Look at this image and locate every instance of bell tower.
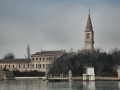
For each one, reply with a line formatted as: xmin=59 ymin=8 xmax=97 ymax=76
xmin=84 ymin=10 xmax=94 ymax=51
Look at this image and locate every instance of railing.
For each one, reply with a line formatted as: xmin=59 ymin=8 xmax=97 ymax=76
xmin=47 ymin=74 xmax=69 ymax=78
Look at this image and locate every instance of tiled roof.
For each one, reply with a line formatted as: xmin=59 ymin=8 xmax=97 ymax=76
xmin=0 ymin=59 xmax=31 ymax=63
xmin=32 ymin=50 xmax=66 ymax=55
xmin=85 ymin=12 xmax=93 ymax=31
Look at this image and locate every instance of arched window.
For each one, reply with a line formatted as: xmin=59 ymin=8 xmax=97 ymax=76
xmin=87 ymin=33 xmax=90 ymax=39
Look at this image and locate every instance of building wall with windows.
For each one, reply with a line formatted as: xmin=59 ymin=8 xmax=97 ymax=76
xmin=0 ymin=59 xmax=31 ymax=72
xmin=30 ymin=50 xmax=66 ymax=72
xmin=0 ymin=50 xmax=66 ymax=72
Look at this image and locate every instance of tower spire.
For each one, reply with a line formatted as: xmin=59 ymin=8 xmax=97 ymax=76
xmin=86 ymin=9 xmax=93 ymax=31
xmin=84 ymin=10 xmax=94 ymax=52
xmin=89 ymin=9 xmax=90 ymax=14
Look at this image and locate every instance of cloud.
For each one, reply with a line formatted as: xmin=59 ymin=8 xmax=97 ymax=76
xmin=0 ymin=0 xmax=120 ymax=58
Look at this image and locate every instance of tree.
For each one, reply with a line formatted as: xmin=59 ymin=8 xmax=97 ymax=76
xmin=69 ymin=48 xmax=74 ymax=53
xmin=24 ymin=45 xmax=31 ymax=59
xmin=27 ymin=45 xmax=30 ymax=59
xmin=49 ymin=48 xmax=120 ymax=77
xmin=3 ymin=53 xmax=15 ymax=59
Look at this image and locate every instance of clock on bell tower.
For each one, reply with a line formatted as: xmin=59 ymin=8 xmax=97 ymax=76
xmin=84 ymin=10 xmax=94 ymax=52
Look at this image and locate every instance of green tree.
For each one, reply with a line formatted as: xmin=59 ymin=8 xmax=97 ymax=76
xmin=49 ymin=47 xmax=120 ymax=77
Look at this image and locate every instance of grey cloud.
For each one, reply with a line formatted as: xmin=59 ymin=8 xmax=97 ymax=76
xmin=0 ymin=1 xmax=120 ymax=58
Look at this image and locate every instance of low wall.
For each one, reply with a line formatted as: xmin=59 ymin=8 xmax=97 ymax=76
xmin=15 ymin=77 xmax=43 ymax=79
xmin=15 ymin=77 xmax=120 ymax=81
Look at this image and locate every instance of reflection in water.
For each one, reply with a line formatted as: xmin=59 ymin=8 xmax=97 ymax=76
xmin=0 ymin=79 xmax=120 ymax=90
xmin=118 ymin=82 xmax=120 ymax=90
xmin=69 ymin=81 xmax=73 ymax=89
xmin=83 ymin=81 xmax=95 ymax=90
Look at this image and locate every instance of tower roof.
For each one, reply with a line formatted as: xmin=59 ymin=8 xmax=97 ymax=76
xmin=86 ymin=10 xmax=93 ymax=31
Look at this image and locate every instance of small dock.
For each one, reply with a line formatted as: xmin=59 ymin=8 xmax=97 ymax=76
xmin=47 ymin=77 xmax=69 ymax=81
xmin=44 ymin=70 xmax=73 ymax=81
xmin=43 ymin=70 xmax=120 ymax=81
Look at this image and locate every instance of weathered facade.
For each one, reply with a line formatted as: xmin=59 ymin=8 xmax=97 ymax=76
xmin=0 ymin=59 xmax=31 ymax=72
xmin=31 ymin=50 xmax=66 ymax=72
xmin=84 ymin=11 xmax=94 ymax=52
xmin=0 ymin=50 xmax=66 ymax=72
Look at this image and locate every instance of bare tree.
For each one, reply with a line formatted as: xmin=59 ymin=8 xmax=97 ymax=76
xmin=69 ymin=48 xmax=74 ymax=53
xmin=108 ymin=47 xmax=120 ymax=54
xmin=3 ymin=53 xmax=15 ymax=59
xmin=27 ymin=45 xmax=30 ymax=59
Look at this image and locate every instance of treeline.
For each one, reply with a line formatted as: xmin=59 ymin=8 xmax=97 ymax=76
xmin=13 ymin=70 xmax=45 ymax=77
xmin=49 ymin=48 xmax=120 ymax=77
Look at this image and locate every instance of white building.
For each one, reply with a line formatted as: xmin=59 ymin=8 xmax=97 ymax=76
xmin=31 ymin=50 xmax=66 ymax=72
xmin=0 ymin=50 xmax=66 ymax=72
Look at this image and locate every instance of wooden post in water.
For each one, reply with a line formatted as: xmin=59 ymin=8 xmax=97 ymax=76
xmin=69 ymin=70 xmax=73 ymax=82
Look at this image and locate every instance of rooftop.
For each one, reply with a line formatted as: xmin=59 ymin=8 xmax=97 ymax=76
xmin=32 ymin=50 xmax=66 ymax=55
xmin=0 ymin=59 xmax=31 ymax=63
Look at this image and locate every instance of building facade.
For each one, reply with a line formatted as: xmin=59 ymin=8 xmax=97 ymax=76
xmin=84 ymin=11 xmax=94 ymax=51
xmin=0 ymin=59 xmax=31 ymax=72
xmin=0 ymin=50 xmax=66 ymax=72
xmin=30 ymin=50 xmax=66 ymax=72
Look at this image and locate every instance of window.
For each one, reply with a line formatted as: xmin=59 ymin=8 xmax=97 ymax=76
xmin=40 ymin=58 xmax=41 ymax=60
xmin=33 ymin=58 xmax=34 ymax=61
xmin=28 ymin=64 xmax=29 ymax=68
xmin=87 ymin=33 xmax=90 ymax=39
xmin=43 ymin=64 xmax=45 ymax=68
xmin=36 ymin=58 xmax=38 ymax=61
xmin=19 ymin=65 xmax=20 ymax=68
xmin=13 ymin=65 xmax=14 ymax=68
xmin=40 ymin=64 xmax=41 ymax=68
xmin=43 ymin=58 xmax=45 ymax=60
xmin=5 ymin=65 xmax=6 ymax=68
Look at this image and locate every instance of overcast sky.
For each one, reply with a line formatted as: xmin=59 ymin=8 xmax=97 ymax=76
xmin=0 ymin=0 xmax=120 ymax=58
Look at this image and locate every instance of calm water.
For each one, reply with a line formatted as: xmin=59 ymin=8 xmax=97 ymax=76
xmin=0 ymin=79 xmax=120 ymax=90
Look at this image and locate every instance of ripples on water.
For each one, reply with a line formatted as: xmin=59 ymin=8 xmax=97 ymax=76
xmin=0 ymin=79 xmax=120 ymax=90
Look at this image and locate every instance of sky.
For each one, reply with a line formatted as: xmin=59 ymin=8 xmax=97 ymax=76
xmin=0 ymin=0 xmax=120 ymax=58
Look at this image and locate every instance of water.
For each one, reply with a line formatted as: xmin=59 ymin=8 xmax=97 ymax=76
xmin=0 ymin=79 xmax=120 ymax=90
